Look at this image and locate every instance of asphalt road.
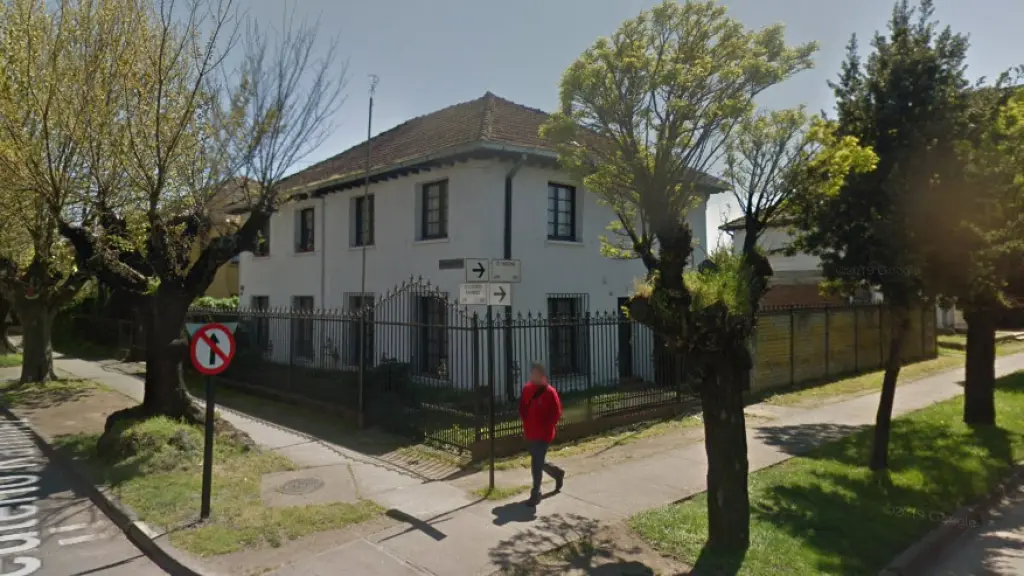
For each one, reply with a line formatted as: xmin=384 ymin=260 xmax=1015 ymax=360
xmin=0 ymin=415 xmax=167 ymax=576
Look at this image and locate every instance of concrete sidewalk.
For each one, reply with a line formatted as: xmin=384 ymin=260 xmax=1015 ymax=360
xmin=54 ymin=353 xmax=1024 ymax=576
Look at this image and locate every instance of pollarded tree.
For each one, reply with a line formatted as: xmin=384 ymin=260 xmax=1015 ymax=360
xmin=0 ymin=0 xmax=95 ymax=382
xmin=541 ymin=0 xmax=816 ymax=553
xmin=48 ymin=0 xmax=346 ymax=426
xmin=790 ymin=0 xmax=972 ymax=469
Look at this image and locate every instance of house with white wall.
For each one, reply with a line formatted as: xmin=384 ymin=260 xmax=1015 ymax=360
xmin=720 ymin=217 xmax=971 ymax=330
xmin=238 ymin=92 xmax=727 ymax=396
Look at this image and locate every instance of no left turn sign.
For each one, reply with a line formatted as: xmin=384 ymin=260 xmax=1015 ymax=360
xmin=190 ymin=323 xmax=236 ymax=376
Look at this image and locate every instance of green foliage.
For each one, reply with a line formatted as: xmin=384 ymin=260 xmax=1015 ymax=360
xmin=540 ymin=0 xmax=817 ymax=265
xmin=790 ymin=0 xmax=971 ymax=307
xmin=684 ymin=249 xmax=754 ymax=318
xmin=192 ymin=295 xmax=239 ymax=310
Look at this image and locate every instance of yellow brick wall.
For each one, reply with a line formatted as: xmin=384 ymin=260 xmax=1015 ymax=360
xmin=750 ymin=305 xmax=937 ymax=393
xmin=827 ymin=309 xmax=857 ymax=375
xmin=793 ymin=310 xmax=828 ymax=382
xmin=752 ymin=314 xmax=792 ymax=391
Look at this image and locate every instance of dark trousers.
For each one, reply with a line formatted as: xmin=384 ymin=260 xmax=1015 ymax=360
xmin=528 ymin=440 xmax=563 ymax=495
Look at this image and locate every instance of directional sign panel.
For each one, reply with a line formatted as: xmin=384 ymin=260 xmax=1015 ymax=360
xmin=465 ymin=258 xmax=490 ymax=282
xmin=190 ymin=323 xmax=236 ymax=376
xmin=459 ymin=283 xmax=488 ymax=306
xmin=489 ymin=283 xmax=511 ymax=307
xmin=490 ymin=259 xmax=521 ymax=283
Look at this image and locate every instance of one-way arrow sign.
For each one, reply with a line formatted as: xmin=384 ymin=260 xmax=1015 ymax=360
xmin=488 ymin=283 xmax=511 ymax=307
xmin=465 ymin=258 xmax=490 ymax=282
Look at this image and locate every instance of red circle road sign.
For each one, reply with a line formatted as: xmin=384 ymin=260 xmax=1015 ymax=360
xmin=190 ymin=323 xmax=236 ymax=376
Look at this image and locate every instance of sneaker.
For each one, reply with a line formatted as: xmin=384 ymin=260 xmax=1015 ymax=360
xmin=554 ymin=470 xmax=565 ymax=493
xmin=525 ymin=493 xmax=541 ymax=507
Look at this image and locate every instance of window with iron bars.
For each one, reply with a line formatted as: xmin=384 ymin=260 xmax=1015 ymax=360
xmin=250 ymin=296 xmax=270 ymax=352
xmin=345 ymin=293 xmax=375 ymax=367
xmin=291 ymin=296 xmax=315 ymax=360
xmin=547 ymin=294 xmax=589 ymax=376
xmin=414 ymin=294 xmax=449 ymax=378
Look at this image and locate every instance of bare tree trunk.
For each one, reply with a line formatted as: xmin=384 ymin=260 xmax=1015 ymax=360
xmin=870 ymin=306 xmax=910 ymax=471
xmin=17 ymin=298 xmax=57 ymax=384
xmin=963 ymin=306 xmax=996 ymax=426
xmin=102 ymin=287 xmax=198 ymax=435
xmin=700 ymin=353 xmax=751 ymax=552
xmin=0 ymin=297 xmax=16 ymax=355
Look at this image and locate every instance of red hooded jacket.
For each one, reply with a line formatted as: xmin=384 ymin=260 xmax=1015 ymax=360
xmin=519 ymin=381 xmax=563 ymax=443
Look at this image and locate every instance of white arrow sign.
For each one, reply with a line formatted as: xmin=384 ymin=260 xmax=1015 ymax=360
xmin=488 ymin=283 xmax=511 ymax=307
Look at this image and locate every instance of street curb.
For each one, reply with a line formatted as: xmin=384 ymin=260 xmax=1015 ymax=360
xmin=0 ymin=407 xmax=213 ymax=576
xmin=878 ymin=463 xmax=1024 ymax=576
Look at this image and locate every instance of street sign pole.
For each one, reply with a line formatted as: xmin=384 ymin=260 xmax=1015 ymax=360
xmin=201 ymin=373 xmax=215 ymax=520
xmin=486 ymin=303 xmax=495 ymax=492
xmin=188 ymin=322 xmax=236 ymax=522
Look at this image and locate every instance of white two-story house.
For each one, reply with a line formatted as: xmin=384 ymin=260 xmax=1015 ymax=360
xmin=239 ymin=92 xmax=726 ymax=396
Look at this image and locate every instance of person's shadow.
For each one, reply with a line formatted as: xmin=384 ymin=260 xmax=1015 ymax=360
xmin=490 ymin=491 xmax=556 ymax=526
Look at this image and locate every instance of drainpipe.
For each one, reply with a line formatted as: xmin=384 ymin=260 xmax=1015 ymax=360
xmin=503 ymin=156 xmax=525 ymax=403
xmin=320 ymin=196 xmax=327 ymax=308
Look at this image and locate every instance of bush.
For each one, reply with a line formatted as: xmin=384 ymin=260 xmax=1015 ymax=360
xmin=192 ymin=295 xmax=239 ymax=310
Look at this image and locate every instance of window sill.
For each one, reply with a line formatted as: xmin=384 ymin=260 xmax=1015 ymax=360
xmin=546 ymin=239 xmax=584 ymax=247
xmin=293 ymin=250 xmax=318 ymax=257
xmin=251 ymin=254 xmax=271 ymax=260
xmin=349 ymin=244 xmax=375 ymax=251
xmin=414 ymin=237 xmax=450 ymax=245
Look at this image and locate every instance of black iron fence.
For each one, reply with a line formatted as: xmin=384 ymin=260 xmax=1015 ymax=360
xmin=62 ymin=279 xmax=938 ymax=455
xmin=187 ymin=280 xmax=694 ymax=452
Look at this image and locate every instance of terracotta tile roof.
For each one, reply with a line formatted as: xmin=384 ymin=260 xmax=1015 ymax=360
xmin=281 ymin=92 xmax=556 ymax=192
xmin=282 ymin=91 xmax=728 ymax=195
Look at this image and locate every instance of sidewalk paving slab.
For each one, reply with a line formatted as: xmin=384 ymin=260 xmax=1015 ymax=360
xmin=45 ymin=351 xmax=1024 ymax=576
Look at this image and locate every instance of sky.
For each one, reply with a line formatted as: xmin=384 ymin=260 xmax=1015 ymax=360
xmin=241 ymin=0 xmax=1024 ymax=251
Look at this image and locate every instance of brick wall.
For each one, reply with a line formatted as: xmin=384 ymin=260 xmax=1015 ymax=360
xmin=750 ymin=304 xmax=937 ymax=393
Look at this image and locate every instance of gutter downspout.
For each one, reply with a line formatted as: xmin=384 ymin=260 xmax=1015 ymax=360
xmin=503 ymin=156 xmax=525 ymax=403
xmin=320 ymin=196 xmax=326 ymax=308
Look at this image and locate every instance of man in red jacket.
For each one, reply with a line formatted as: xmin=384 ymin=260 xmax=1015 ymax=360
xmin=519 ymin=362 xmax=565 ymax=507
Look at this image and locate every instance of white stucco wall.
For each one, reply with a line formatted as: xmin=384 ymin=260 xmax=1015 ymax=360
xmin=730 ymin=226 xmax=821 ymax=274
xmin=238 ymin=158 xmax=715 ymax=396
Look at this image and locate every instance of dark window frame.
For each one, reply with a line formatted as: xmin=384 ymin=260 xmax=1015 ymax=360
xmin=547 ymin=183 xmax=577 ymax=241
xmin=253 ymin=219 xmax=270 ymax=256
xmin=415 ymin=295 xmax=449 ymax=378
xmin=420 ymin=180 xmax=449 ymax=240
xmin=353 ymin=195 xmax=375 ymax=247
xmin=296 ymin=207 xmax=315 ymax=253
xmin=547 ymin=295 xmax=588 ymax=376
xmin=346 ymin=294 xmax=375 ymax=367
xmin=291 ymin=296 xmax=315 ymax=360
xmin=250 ymin=296 xmax=270 ymax=352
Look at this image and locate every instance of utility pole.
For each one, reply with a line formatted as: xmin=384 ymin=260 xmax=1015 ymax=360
xmin=357 ymin=74 xmax=378 ymax=428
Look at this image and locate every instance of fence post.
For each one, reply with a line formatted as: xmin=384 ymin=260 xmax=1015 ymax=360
xmin=854 ymin=305 xmax=860 ymax=372
xmin=789 ymin=308 xmax=795 ymax=386
xmin=486 ymin=305 xmax=496 ymax=492
xmin=824 ymin=307 xmax=831 ymax=378
xmin=584 ymin=313 xmax=593 ymax=422
xmin=472 ymin=313 xmax=481 ymax=443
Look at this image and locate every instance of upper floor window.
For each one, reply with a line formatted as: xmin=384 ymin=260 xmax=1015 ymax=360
xmin=296 ymin=207 xmax=315 ymax=253
xmin=421 ymin=180 xmax=448 ymax=240
xmin=548 ymin=183 xmax=577 ymax=241
xmin=254 ymin=219 xmax=270 ymax=256
xmin=353 ymin=195 xmax=375 ymax=247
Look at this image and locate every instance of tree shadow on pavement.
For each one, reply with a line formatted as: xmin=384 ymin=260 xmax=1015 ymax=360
xmin=753 ymin=423 xmax=868 ymax=456
xmin=489 ymin=513 xmax=665 ymax=575
xmin=0 ymin=380 xmax=96 ymax=410
xmin=737 ymin=374 xmax=1024 ymax=575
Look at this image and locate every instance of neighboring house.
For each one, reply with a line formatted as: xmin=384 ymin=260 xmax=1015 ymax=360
xmin=720 ymin=216 xmax=853 ymax=307
xmin=198 ymin=180 xmax=246 ymax=299
xmin=238 ymin=92 xmax=727 ymax=394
